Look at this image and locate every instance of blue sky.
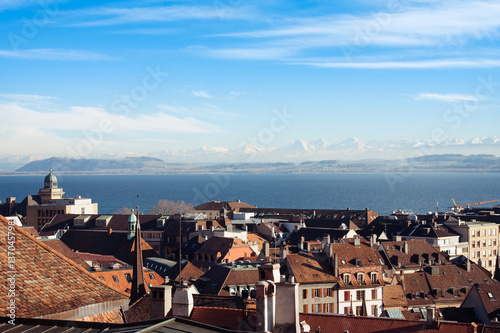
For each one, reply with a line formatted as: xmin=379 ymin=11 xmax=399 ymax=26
xmin=1 ymin=0 xmax=499 ymax=158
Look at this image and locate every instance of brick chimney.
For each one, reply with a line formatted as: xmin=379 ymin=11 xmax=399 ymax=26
xmin=259 ymin=263 xmax=281 ymax=283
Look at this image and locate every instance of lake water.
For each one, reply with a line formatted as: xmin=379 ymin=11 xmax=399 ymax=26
xmin=1 ymin=173 xmax=499 ymax=215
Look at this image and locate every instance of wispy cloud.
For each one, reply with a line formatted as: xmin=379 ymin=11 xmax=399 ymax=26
xmin=192 ymin=90 xmax=212 ymax=98
xmin=205 ymin=1 xmax=500 ymax=68
xmin=296 ymin=58 xmax=500 ymax=69
xmin=0 ymin=93 xmax=57 ymax=103
xmin=57 ymin=5 xmax=252 ymax=27
xmin=410 ymin=93 xmax=479 ymax=103
xmin=0 ymin=49 xmax=117 ymax=61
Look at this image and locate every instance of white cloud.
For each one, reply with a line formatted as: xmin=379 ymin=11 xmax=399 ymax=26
xmin=57 ymin=5 xmax=252 ymax=27
xmin=411 ymin=93 xmax=479 ymax=103
xmin=297 ymin=58 xmax=500 ymax=69
xmin=0 ymin=49 xmax=117 ymax=61
xmin=192 ymin=90 xmax=212 ymax=98
xmin=0 ymin=102 xmax=218 ymax=156
xmin=206 ymin=1 xmax=500 ymax=68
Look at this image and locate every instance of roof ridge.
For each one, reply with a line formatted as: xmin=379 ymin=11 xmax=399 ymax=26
xmin=0 ymin=214 xmax=129 ymax=298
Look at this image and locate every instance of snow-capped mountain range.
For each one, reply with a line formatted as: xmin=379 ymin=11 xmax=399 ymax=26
xmin=146 ymin=136 xmax=500 ymax=163
xmin=2 ymin=137 xmax=499 ymax=168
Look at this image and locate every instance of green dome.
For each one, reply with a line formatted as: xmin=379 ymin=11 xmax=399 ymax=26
xmin=128 ymin=209 xmax=137 ymax=223
xmin=44 ymin=170 xmax=58 ymax=189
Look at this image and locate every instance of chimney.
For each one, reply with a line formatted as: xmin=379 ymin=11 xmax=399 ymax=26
xmin=354 ymin=235 xmax=360 ymax=247
xmin=395 ymin=235 xmax=402 ymax=242
xmin=403 ymin=241 xmax=409 ymax=255
xmin=256 ymin=281 xmax=275 ymax=332
xmin=370 ymin=234 xmax=377 ymax=247
xmin=306 ymin=241 xmax=311 ymax=252
xmin=6 ymin=197 xmax=15 ymax=216
xmin=150 ymin=285 xmax=172 ymax=319
xmin=299 ymin=236 xmax=305 ymax=251
xmin=264 ymin=242 xmax=270 ymax=258
xmin=172 ymin=281 xmax=194 ymax=318
xmin=426 ymin=308 xmax=434 ymax=328
xmin=333 ymin=253 xmax=339 ymax=277
xmin=467 ymin=258 xmax=471 ymax=272
xmin=400 ymin=271 xmax=406 ymax=291
xmin=280 ymin=245 xmax=288 ymax=261
xmin=259 ymin=263 xmax=281 ymax=283
xmin=322 ymin=234 xmax=330 ymax=251
xmin=274 ymin=280 xmax=300 ymax=333
xmin=430 ymin=265 xmax=439 ymax=276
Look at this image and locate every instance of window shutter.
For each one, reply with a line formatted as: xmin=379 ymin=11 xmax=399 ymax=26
xmin=345 ymin=291 xmax=350 ymax=301
xmin=303 ymin=304 xmax=308 ymax=313
xmin=312 ymin=289 xmax=315 ymax=298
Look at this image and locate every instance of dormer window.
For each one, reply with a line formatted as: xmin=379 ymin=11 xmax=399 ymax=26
xmin=355 ymin=258 xmax=362 ymax=267
xmin=357 ymin=273 xmax=364 ymax=285
xmin=370 ymin=272 xmax=378 ymax=284
xmin=343 ymin=273 xmax=351 ymax=285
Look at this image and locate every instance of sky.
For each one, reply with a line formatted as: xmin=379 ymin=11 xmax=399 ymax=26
xmin=1 ymin=0 xmax=499 ymax=159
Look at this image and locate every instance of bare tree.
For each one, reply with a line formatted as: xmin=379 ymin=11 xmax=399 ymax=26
xmin=149 ymin=200 xmax=194 ymax=216
xmin=115 ymin=207 xmax=134 ymax=214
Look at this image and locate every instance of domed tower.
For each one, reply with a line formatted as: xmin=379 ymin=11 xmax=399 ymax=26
xmin=38 ymin=169 xmax=64 ymax=204
xmin=128 ymin=209 xmax=137 ymax=240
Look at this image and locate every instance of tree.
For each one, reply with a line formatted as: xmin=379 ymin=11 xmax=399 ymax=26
xmin=149 ymin=199 xmax=194 ymax=216
xmin=115 ymin=207 xmax=134 ymax=214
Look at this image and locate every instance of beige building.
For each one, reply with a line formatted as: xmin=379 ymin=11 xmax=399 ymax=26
xmin=26 ymin=170 xmax=98 ymax=231
xmin=445 ymin=219 xmax=499 ymax=274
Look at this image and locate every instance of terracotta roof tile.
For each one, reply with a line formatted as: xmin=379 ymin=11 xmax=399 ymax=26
xmin=299 ymin=313 xmax=481 ymax=333
xmin=383 ymin=284 xmax=408 ymax=308
xmin=286 ymin=253 xmax=339 ymax=284
xmin=41 ymin=239 xmax=91 ymax=268
xmin=0 ymin=215 xmax=129 ymax=319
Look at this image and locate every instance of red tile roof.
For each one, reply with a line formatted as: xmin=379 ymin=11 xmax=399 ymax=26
xmin=0 ymin=215 xmax=129 ymax=319
xmin=42 ymin=239 xmax=91 ymax=268
xmin=91 ymin=268 xmax=163 ymax=295
xmin=299 ymin=313 xmax=483 ymax=333
xmin=286 ymin=253 xmax=339 ymax=284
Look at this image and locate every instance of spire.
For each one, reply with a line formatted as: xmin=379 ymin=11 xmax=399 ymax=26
xmin=494 ymin=255 xmax=500 ymax=281
xmin=130 ymin=207 xmax=146 ymax=304
xmin=361 ymin=292 xmax=368 ymax=316
xmin=127 ymin=209 xmax=137 ymax=240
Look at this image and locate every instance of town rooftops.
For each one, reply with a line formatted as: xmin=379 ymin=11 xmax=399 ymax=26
xmin=286 ymin=252 xmax=339 ymax=284
xmin=0 ymin=215 xmax=129 ymax=319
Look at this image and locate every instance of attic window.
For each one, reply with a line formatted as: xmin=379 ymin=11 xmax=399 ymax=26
xmin=488 ymin=292 xmax=495 ymax=300
xmin=484 ymin=278 xmax=489 ymax=284
xmin=112 ymin=275 xmax=119 ymax=282
xmin=124 ymin=273 xmax=132 ymax=282
xmin=468 ymin=279 xmax=473 ymax=285
xmin=99 ymin=276 xmax=105 ymax=281
xmin=341 ymin=260 xmax=346 ymax=264
xmin=150 ymin=273 xmax=155 ymax=280
xmin=306 ymin=259 xmax=311 ymax=262
xmin=368 ymin=258 xmax=373 ymax=263
xmin=294 ymin=259 xmax=298 ymax=263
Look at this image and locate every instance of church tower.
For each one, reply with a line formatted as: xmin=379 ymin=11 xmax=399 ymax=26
xmin=128 ymin=209 xmax=137 ymax=240
xmin=38 ymin=169 xmax=64 ymax=204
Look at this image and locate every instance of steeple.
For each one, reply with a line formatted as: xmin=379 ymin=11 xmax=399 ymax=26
xmin=494 ymin=255 xmax=500 ymax=281
xmin=130 ymin=208 xmax=146 ymax=304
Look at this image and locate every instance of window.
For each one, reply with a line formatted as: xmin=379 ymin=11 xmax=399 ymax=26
xmin=478 ymin=241 xmax=481 ymax=248
xmin=490 ymin=229 xmax=493 ymax=236
xmin=371 ymin=273 xmax=378 ymax=284
xmin=483 ymin=250 xmax=487 ymax=256
xmin=303 ymin=304 xmax=308 ymax=313
xmin=489 ymin=239 xmax=492 ymax=246
xmin=314 ymin=288 xmax=321 ymax=298
xmin=344 ymin=291 xmax=350 ymax=301
xmin=372 ymin=289 xmax=377 ymax=300
xmin=325 ymin=303 xmax=333 ymax=313
xmin=472 ymin=230 xmax=475 ymax=237
xmin=494 ymin=229 xmax=497 ymax=236
xmin=303 ymin=289 xmax=308 ymax=299
xmin=149 ymin=273 xmax=155 ymax=279
xmin=112 ymin=275 xmax=119 ymax=282
xmin=483 ymin=229 xmax=486 ymax=237
xmin=472 ymin=242 xmax=476 ymax=248
xmin=99 ymin=276 xmax=105 ymax=280
xmin=472 ymin=251 xmax=476 ymax=258
xmin=124 ymin=273 xmax=132 ymax=282
xmin=357 ymin=273 xmax=364 ymax=285
xmin=326 ymin=288 xmax=332 ymax=297
xmin=343 ymin=274 xmax=351 ymax=285
xmin=357 ymin=290 xmax=365 ymax=301
xmin=314 ymin=304 xmax=322 ymax=313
